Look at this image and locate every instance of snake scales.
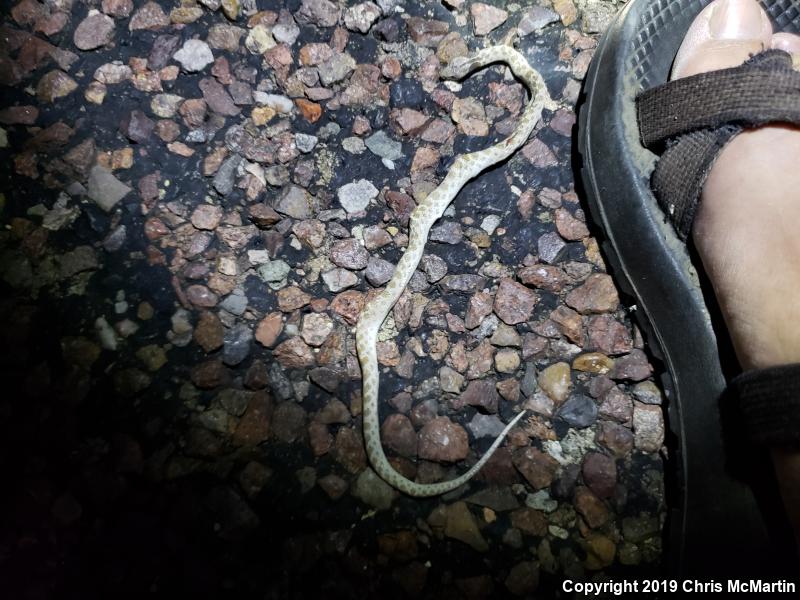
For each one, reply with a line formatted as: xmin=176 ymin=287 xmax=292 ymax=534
xmin=355 ymin=43 xmax=552 ymax=497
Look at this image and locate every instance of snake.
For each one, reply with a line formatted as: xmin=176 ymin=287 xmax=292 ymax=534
xmin=355 ymin=41 xmax=553 ymax=497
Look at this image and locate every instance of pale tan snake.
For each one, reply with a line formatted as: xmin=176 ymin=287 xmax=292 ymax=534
xmin=355 ymin=43 xmax=553 ymax=497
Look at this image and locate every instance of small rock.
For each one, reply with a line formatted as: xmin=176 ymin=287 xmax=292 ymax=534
xmin=632 ymin=402 xmax=664 ymax=452
xmin=471 ymin=3 xmax=508 ymax=36
xmin=174 ymin=39 xmax=214 ymax=72
xmin=418 ymin=417 xmax=469 ymax=463
xmin=537 ymin=231 xmax=566 ymax=264
xmin=295 ymin=0 xmax=341 ymax=28
xmin=129 ymin=1 xmax=169 ymax=30
xmin=74 ymin=13 xmax=115 ymax=50
xmin=557 ymin=394 xmax=598 ymax=428
xmin=255 ymin=312 xmax=283 ymax=347
xmin=223 ymin=324 xmax=253 ymax=366
xmin=323 ymin=268 xmax=359 ymax=292
xmin=566 ymin=274 xmax=619 ymax=314
xmin=441 ymin=501 xmax=488 ymax=552
xmin=37 ymin=70 xmax=77 ymax=102
xmin=87 ymin=166 xmax=131 ymax=211
xmin=331 ymin=238 xmax=369 ymax=270
xmin=493 ymin=279 xmax=537 ymax=325
xmin=460 ymin=379 xmax=499 ymax=413
xmin=338 ymin=179 xmax=378 ymax=213
xmin=343 ymin=2 xmax=381 ymax=33
xmin=366 ymin=256 xmax=395 ymax=286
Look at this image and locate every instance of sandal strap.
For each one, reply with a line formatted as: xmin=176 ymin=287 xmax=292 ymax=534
xmin=730 ymin=364 xmax=800 ymax=447
xmin=651 ymin=125 xmax=740 ymax=240
xmin=637 ymin=50 xmax=800 ymax=148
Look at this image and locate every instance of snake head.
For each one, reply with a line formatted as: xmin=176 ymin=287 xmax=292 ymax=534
xmin=440 ymin=56 xmax=472 ymax=80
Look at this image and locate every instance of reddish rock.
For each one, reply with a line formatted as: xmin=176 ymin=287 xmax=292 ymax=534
xmin=309 ymin=421 xmax=334 ymax=456
xmin=493 ymin=278 xmax=537 ymax=325
xmin=465 ymin=339 xmax=494 ymax=379
xmin=273 ymin=336 xmax=315 ymax=368
xmin=330 ymin=238 xmax=369 ymax=270
xmin=271 ymin=402 xmax=307 ymax=443
xmin=471 ymin=2 xmax=508 ymax=36
xmin=199 ymin=78 xmax=240 ymax=116
xmin=191 ymin=204 xmax=224 ymax=230
xmin=610 ymin=349 xmax=652 ymax=382
xmin=277 ymin=286 xmax=312 ymax=312
xmin=385 ymin=190 xmax=416 ymax=226
xmin=565 ymin=273 xmax=619 ymax=314
xmin=74 ymin=13 xmax=115 ymax=50
xmin=191 ymin=359 xmax=228 ymax=389
xmin=330 ymin=290 xmax=364 ymax=325
xmin=296 ymin=99 xmax=322 ymax=123
xmin=510 ymin=507 xmax=547 ymax=536
xmin=186 ymin=285 xmax=219 ymax=308
xmin=418 ymin=417 xmax=469 ymax=463
xmin=574 ymin=486 xmax=609 ymax=528
xmin=512 ymin=447 xmax=559 ymax=489
xmin=597 ymin=421 xmax=634 ymax=457
xmin=103 ymin=0 xmax=133 ymax=18
xmin=255 ymin=312 xmax=283 ymax=347
xmin=549 ymin=305 xmax=584 ymax=345
xmin=465 ymin=291 xmax=493 ymax=329
xmin=391 ymin=108 xmax=428 ymax=134
xmin=405 ymin=17 xmax=449 ymax=47
xmin=459 ymin=379 xmax=499 ymax=413
xmin=554 ymin=208 xmax=589 ymax=241
xmin=582 ymin=452 xmax=616 ymax=499
xmin=522 ymin=138 xmax=558 ymax=167
xmin=381 ymin=414 xmax=418 ymax=458
xmin=333 ymin=427 xmax=367 ymax=473
xmin=0 ymin=105 xmax=38 ymax=125
xmin=233 ymin=392 xmax=273 ymax=446
xmin=129 ymin=1 xmax=169 ymax=30
xmin=193 ymin=311 xmax=224 ymax=352
xmin=598 ymin=386 xmax=633 ymax=424
xmin=587 ymin=314 xmax=633 ymax=355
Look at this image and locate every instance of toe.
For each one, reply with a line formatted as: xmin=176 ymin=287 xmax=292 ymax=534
xmin=671 ymin=0 xmax=772 ymax=79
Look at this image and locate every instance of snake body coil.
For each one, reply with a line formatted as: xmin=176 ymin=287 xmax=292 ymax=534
xmin=355 ymin=45 xmax=551 ymax=497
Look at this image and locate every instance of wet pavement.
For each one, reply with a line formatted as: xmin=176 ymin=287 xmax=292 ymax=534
xmin=0 ymin=0 xmax=666 ymax=597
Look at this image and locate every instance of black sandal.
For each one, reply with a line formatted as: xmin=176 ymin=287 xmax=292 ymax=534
xmin=579 ymin=0 xmax=800 ymax=576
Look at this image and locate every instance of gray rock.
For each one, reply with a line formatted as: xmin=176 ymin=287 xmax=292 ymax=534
xmin=343 ymin=2 xmax=381 ymax=33
xmin=337 ymin=179 xmax=378 ymax=213
xmin=319 ymin=52 xmax=356 ymax=86
xmin=322 ymin=268 xmax=359 ymax=292
xmin=294 ymin=133 xmax=318 ymax=153
xmin=518 ymin=6 xmax=559 ymax=36
xmin=351 ymin=467 xmax=396 ymax=510
xmin=87 ymin=166 xmax=131 ymax=211
xmin=538 ymin=231 xmax=566 ymax=264
xmin=213 ymin=154 xmax=242 ymax=196
xmin=421 ymin=254 xmax=447 ymax=282
xmin=258 ymin=259 xmax=290 ymax=283
xmin=272 ymin=18 xmax=300 ymax=45
xmin=365 ymin=256 xmax=395 ymax=286
xmin=220 ymin=291 xmax=248 ymax=316
xmin=430 ymin=221 xmax=463 ymax=244
xmin=557 ymin=393 xmax=598 ymax=428
xmin=275 ymin=185 xmax=313 ymax=219
xmin=439 ymin=274 xmax=486 ymax=293
xmin=295 ymin=0 xmax=341 ymax=28
xmin=365 ymin=130 xmax=403 ymax=161
xmin=342 ymin=136 xmax=366 ymax=154
xmin=269 ymin=360 xmax=294 ymax=401
xmin=74 ymin=13 xmax=115 ymax=50
xmin=223 ymin=324 xmax=253 ymax=366
xmin=173 ymin=39 xmax=214 ymax=72
xmin=467 ymin=413 xmax=505 ymax=439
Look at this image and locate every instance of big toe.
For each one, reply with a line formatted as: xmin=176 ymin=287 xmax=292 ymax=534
xmin=671 ymin=0 xmax=773 ymax=79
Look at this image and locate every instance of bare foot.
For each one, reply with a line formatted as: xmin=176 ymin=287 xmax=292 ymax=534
xmin=671 ymin=0 xmax=800 ymax=546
